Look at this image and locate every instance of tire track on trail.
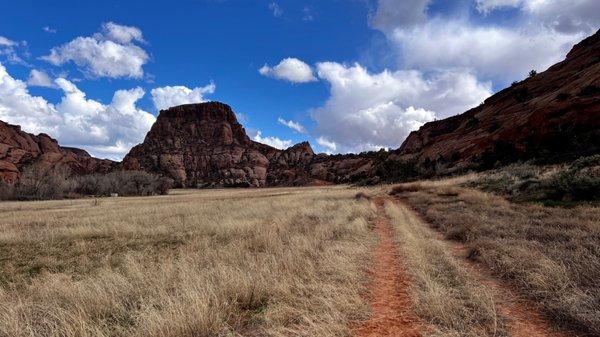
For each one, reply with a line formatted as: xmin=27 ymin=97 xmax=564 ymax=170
xmin=352 ymin=197 xmax=422 ymax=337
xmin=393 ymin=197 xmax=583 ymax=337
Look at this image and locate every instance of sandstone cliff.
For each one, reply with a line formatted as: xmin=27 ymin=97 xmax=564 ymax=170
xmin=122 ymin=102 xmax=378 ymax=187
xmin=0 ymin=120 xmax=116 ymax=182
xmin=393 ymin=30 xmax=600 ymax=173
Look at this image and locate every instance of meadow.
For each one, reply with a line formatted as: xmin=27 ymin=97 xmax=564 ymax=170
xmin=0 ymin=187 xmax=377 ymax=337
xmin=1 ymin=180 xmax=597 ymax=337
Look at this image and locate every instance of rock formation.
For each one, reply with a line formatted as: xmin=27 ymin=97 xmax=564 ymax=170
xmin=0 ymin=120 xmax=116 ymax=182
xmin=2 ymin=30 xmax=598 ymax=186
xmin=122 ymin=102 xmax=378 ymax=187
xmin=393 ymin=29 xmax=600 ymax=173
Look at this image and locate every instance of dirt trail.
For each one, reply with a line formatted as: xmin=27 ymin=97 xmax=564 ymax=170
xmin=352 ymin=197 xmax=422 ymax=337
xmin=394 ymin=197 xmax=581 ymax=337
xmin=448 ymin=243 xmax=577 ymax=337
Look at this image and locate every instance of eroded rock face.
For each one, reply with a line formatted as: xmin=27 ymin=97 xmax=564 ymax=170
xmin=123 ymin=102 xmax=273 ymax=187
xmin=0 ymin=120 xmax=116 ymax=182
xmin=393 ymin=29 xmax=600 ymax=173
xmin=122 ymin=102 xmax=379 ymax=187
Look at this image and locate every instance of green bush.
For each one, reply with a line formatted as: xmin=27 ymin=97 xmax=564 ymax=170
xmin=375 ymin=159 xmax=419 ymax=183
xmin=545 ymin=155 xmax=600 ymax=201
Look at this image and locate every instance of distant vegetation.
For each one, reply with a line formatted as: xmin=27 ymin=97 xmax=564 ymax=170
xmin=0 ymin=168 xmax=172 ymax=201
xmin=466 ymin=155 xmax=600 ymax=206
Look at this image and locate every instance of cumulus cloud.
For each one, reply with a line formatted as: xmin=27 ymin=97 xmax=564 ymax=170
xmin=369 ymin=0 xmax=591 ymax=84
xmin=316 ymin=137 xmax=337 ymax=153
xmin=99 ymin=22 xmax=145 ymax=44
xmin=476 ymin=0 xmax=600 ymax=33
xmin=311 ymin=62 xmax=491 ymax=153
xmin=0 ymin=62 xmax=155 ymax=159
xmin=390 ymin=19 xmax=584 ymax=81
xmin=252 ymin=130 xmax=292 ymax=149
xmin=259 ymin=57 xmax=317 ymax=83
xmin=278 ymin=117 xmax=307 ymax=134
xmin=0 ymin=36 xmax=26 ymax=65
xmin=150 ymin=84 xmax=216 ymax=111
xmin=27 ymin=69 xmax=56 ymax=88
xmin=41 ymin=22 xmax=149 ymax=79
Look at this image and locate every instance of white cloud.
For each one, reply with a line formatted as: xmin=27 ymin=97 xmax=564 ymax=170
xmin=476 ymin=0 xmax=600 ymax=33
xmin=278 ymin=117 xmax=307 ymax=134
xmin=41 ymin=22 xmax=149 ymax=79
xmin=150 ymin=84 xmax=216 ymax=111
xmin=370 ymin=1 xmax=592 ymax=83
xmin=316 ymin=137 xmax=337 ymax=153
xmin=390 ymin=19 xmax=585 ymax=81
xmin=259 ymin=57 xmax=317 ymax=83
xmin=0 ymin=36 xmax=26 ymax=65
xmin=252 ymin=130 xmax=292 ymax=149
xmin=0 ymin=36 xmax=16 ymax=47
xmin=311 ymin=62 xmax=491 ymax=153
xmin=43 ymin=26 xmax=57 ymax=34
xmin=370 ymin=0 xmax=431 ymax=33
xmin=0 ymin=62 xmax=155 ymax=159
xmin=269 ymin=2 xmax=283 ymax=18
xmin=99 ymin=22 xmax=145 ymax=44
xmin=27 ymin=69 xmax=56 ymax=88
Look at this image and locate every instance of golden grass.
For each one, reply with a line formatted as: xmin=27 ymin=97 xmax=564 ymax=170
xmin=392 ymin=181 xmax=600 ymax=335
xmin=0 ymin=186 xmax=378 ymax=337
xmin=384 ymin=201 xmax=504 ymax=337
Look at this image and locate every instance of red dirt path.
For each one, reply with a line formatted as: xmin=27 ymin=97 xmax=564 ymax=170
xmin=352 ymin=197 xmax=422 ymax=337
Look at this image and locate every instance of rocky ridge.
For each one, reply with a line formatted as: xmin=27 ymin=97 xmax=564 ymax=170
xmin=393 ymin=30 xmax=600 ymax=173
xmin=0 ymin=120 xmax=116 ymax=182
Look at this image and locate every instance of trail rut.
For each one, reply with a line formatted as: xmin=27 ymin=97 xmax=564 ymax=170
xmin=352 ymin=197 xmax=422 ymax=337
xmin=394 ymin=197 xmax=582 ymax=337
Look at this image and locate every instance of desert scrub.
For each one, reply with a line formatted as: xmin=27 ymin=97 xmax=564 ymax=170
xmin=393 ymin=181 xmax=600 ymax=335
xmin=0 ymin=186 xmax=377 ymax=337
xmin=544 ymin=154 xmax=600 ymax=201
xmin=465 ymin=156 xmax=600 ymax=205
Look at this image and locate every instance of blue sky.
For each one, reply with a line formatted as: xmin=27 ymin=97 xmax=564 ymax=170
xmin=0 ymin=0 xmax=598 ymax=158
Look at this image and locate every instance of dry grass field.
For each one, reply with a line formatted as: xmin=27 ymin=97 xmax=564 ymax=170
xmin=392 ymin=179 xmax=600 ymax=335
xmin=1 ymin=179 xmax=597 ymax=337
xmin=0 ymin=187 xmax=378 ymax=337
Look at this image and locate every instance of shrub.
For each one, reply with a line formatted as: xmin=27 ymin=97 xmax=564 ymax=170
xmin=528 ymin=69 xmax=537 ymax=77
xmin=544 ymin=155 xmax=600 ymax=201
xmin=375 ymin=159 xmax=419 ymax=183
xmin=514 ymin=87 xmax=531 ymax=103
xmin=577 ymin=85 xmax=599 ymax=97
xmin=0 ymin=168 xmax=173 ymax=201
xmin=8 ymin=166 xmax=74 ymax=200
